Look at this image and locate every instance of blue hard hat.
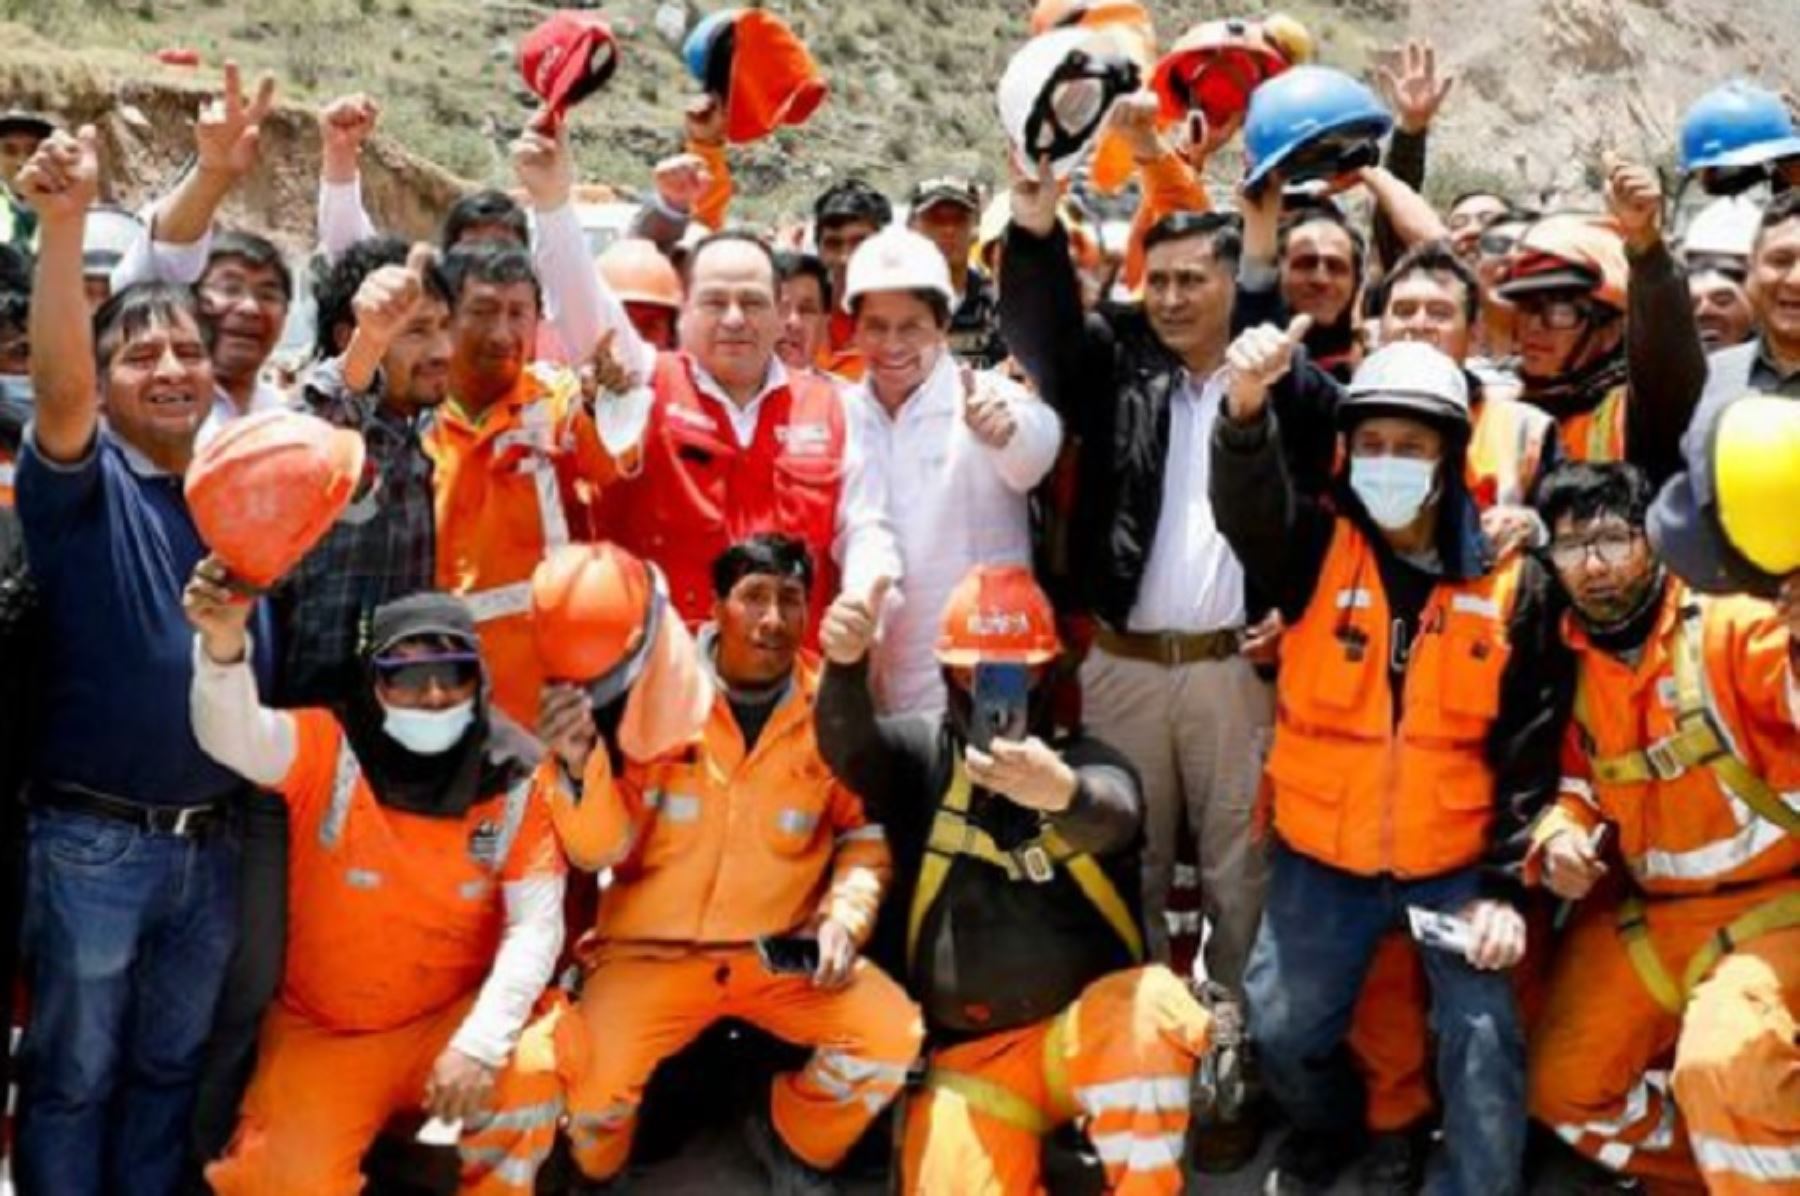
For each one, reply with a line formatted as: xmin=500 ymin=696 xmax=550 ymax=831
xmin=682 ymin=9 xmax=739 ymax=87
xmin=1679 ymin=80 xmax=1800 ymax=173
xmin=1243 ymin=65 xmax=1392 ymax=192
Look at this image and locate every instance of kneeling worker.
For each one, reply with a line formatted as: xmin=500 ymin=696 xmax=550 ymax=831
xmin=1526 ymin=460 xmax=1799 ymax=1194
xmin=815 ymin=564 xmax=1223 ymax=1195
xmin=537 ymin=535 xmax=923 ymax=1193
xmin=184 ymin=572 xmax=568 ymax=1196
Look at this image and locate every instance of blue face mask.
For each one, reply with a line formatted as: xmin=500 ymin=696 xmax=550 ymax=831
xmin=381 ymin=699 xmax=475 ymax=756
xmin=1350 ymin=454 xmax=1439 ymax=531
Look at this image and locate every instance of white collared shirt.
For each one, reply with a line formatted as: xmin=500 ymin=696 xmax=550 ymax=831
xmin=848 ymin=352 xmax=1062 ymax=715
xmin=688 ymin=356 xmax=793 ymax=448
xmin=197 ymin=378 xmax=289 ymax=447
xmin=1126 ymin=368 xmax=1247 ymax=634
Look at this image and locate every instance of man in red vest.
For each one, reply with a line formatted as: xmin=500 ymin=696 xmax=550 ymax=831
xmin=589 ymin=230 xmax=901 ymax=636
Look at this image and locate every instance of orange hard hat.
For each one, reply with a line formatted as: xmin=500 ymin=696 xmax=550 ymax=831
xmin=1497 ymin=214 xmax=1630 ymax=312
xmin=1030 ymin=0 xmax=1154 ymax=37
xmin=935 ymin=565 xmax=1062 ymax=667
xmin=1150 ymin=15 xmax=1309 ymax=126
xmin=596 ymin=238 xmax=683 ymax=310
xmin=690 ymin=9 xmax=828 ymax=145
xmin=185 ymin=410 xmax=367 ymax=590
xmin=530 ymin=543 xmax=666 ymax=703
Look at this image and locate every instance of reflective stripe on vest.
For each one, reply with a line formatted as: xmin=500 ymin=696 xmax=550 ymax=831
xmin=1617 ymin=890 xmax=1800 ymax=1015
xmin=1468 ymin=397 xmax=1550 ymax=508
xmin=465 ymin=394 xmax=572 ymax=624
xmin=924 ymin=1003 xmax=1078 ymax=1134
xmin=1576 ymin=602 xmax=1799 ymax=886
xmin=318 ymin=740 xmax=534 ymax=877
xmin=904 ymin=758 xmax=1144 ymax=968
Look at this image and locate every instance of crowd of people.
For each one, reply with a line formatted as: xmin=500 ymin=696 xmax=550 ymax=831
xmin=0 ymin=3 xmax=1796 ymax=1194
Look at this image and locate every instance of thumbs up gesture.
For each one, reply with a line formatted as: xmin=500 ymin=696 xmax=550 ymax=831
xmin=353 ymin=242 xmax=435 ymax=349
xmin=1225 ymin=315 xmax=1312 ymax=423
xmin=819 ymin=577 xmax=891 ymax=666
xmin=1602 ymin=150 xmax=1663 ymax=253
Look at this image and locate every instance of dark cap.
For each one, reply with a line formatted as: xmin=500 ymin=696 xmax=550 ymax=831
xmin=813 ymin=178 xmax=892 ymax=229
xmin=369 ymin=591 xmax=481 ymax=657
xmin=909 ymin=176 xmax=981 ymax=214
xmin=0 ymin=111 xmax=54 ymax=141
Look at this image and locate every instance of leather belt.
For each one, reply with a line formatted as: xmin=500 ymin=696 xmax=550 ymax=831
xmin=1094 ymin=624 xmax=1241 ymax=667
xmin=33 ymin=783 xmax=232 ymax=838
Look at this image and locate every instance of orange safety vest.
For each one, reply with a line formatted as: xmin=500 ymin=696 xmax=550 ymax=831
xmin=600 ymin=353 xmax=847 ymax=636
xmin=1566 ymin=586 xmax=1800 ymax=898
xmin=1265 ymin=521 xmax=1523 ymax=877
xmin=278 ymin=711 xmax=564 ymax=1033
xmin=1467 ymin=393 xmax=1555 ymax=508
xmin=1550 ymin=382 xmax=1628 ymax=464
xmin=819 ymin=310 xmax=867 ymax=381
xmin=425 ymin=364 xmax=611 ymax=725
xmin=551 ymin=657 xmax=889 ymax=947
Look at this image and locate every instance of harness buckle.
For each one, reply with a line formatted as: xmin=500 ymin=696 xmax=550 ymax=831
xmin=1017 ymin=844 xmax=1056 ymax=885
xmin=1643 ymin=738 xmax=1687 ymax=782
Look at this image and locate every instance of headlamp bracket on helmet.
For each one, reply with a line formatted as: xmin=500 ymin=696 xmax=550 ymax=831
xmin=1022 ymin=47 xmax=1140 ymax=166
xmin=585 ymin=563 xmax=669 ymax=714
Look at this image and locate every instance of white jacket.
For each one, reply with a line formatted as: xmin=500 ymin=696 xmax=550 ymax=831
xmin=848 ymin=351 xmax=1062 ymax=716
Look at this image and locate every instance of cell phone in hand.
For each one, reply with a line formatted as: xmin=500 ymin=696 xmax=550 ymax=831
xmin=1406 ymin=905 xmax=1475 ymax=956
xmin=970 ymin=663 xmax=1031 ymax=752
xmin=756 ymin=934 xmax=821 ymax=976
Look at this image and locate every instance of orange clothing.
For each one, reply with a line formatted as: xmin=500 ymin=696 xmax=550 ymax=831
xmin=1530 ymin=896 xmax=1800 ymax=1195
xmin=565 ymin=945 xmax=921 ymax=1180
xmin=1121 ymin=150 xmax=1212 ymax=292
xmin=901 ymin=966 xmax=1211 ymax=1195
xmin=274 ymin=711 xmax=565 ymax=1033
xmin=425 ymin=363 xmax=613 ymax=726
xmin=1467 ymin=393 xmax=1556 ymax=509
xmin=207 ymin=997 xmax=566 ymax=1196
xmin=686 ymin=138 xmax=733 ymax=232
xmin=1528 ymin=587 xmax=1800 ymax=898
xmin=1545 ymin=382 xmax=1629 ymax=464
xmin=549 ymin=654 xmax=888 ymax=947
xmin=819 ymin=309 xmax=866 ymax=380
xmin=1 ymin=446 xmax=14 ymax=507
xmin=1266 ymin=521 xmax=1523 ymax=878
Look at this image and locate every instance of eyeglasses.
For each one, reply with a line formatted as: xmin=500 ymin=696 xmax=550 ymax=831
xmin=372 ymin=651 xmax=481 ymax=693
xmin=1545 ymin=528 xmax=1640 ymax=571
xmin=1477 ymin=229 xmax=1521 ymax=257
xmin=1513 ymin=297 xmax=1593 ymax=331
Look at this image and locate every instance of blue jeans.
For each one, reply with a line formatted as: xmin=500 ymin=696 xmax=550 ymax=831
xmin=1245 ymin=844 xmax=1525 ymax=1196
xmin=15 ymin=806 xmax=240 ymax=1196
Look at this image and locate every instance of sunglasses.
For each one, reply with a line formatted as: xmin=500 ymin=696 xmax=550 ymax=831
xmin=1477 ymin=230 xmax=1521 ymax=257
xmin=372 ymin=651 xmax=481 ymax=693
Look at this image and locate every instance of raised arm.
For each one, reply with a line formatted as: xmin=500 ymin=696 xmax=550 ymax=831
xmin=20 ymin=127 xmax=102 ymax=463
xmin=184 ymin=557 xmax=298 ymax=789
xmin=148 ymin=63 xmax=276 ymax=250
xmin=316 ymin=93 xmax=382 ymax=261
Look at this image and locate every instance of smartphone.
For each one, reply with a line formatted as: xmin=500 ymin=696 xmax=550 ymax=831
xmin=970 ymin=663 xmax=1031 ymax=752
xmin=1588 ymin=823 xmax=1616 ymax=858
xmin=756 ymin=934 xmax=821 ymax=977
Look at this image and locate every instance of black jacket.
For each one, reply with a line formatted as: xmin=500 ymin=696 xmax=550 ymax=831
xmin=999 ymin=222 xmax=1337 ymax=627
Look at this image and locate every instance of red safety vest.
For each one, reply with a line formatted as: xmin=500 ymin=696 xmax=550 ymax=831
xmin=602 ymin=352 xmax=846 ymax=635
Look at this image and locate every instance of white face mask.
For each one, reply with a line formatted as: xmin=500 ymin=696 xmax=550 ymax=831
xmin=1350 ymin=455 xmax=1439 ymax=531
xmin=381 ymin=699 xmax=475 ymax=756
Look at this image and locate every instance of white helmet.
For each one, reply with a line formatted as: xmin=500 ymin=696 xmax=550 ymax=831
xmin=843 ymin=226 xmax=955 ymax=313
xmin=1340 ymin=341 xmax=1470 ymax=431
xmin=1680 ymin=194 xmax=1761 ymax=269
xmin=82 ymin=206 xmax=145 ymax=280
xmin=996 ymin=27 xmax=1141 ymax=180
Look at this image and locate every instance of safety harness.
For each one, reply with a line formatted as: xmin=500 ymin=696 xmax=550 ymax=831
xmin=464 ymin=371 xmax=578 ymax=625
xmin=906 ymin=758 xmax=1143 ymax=1133
xmin=1576 ymin=602 xmax=1800 ymax=1014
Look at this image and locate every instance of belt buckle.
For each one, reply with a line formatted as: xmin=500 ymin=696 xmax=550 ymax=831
xmin=1158 ymin=634 xmax=1183 ymax=668
xmin=1644 ymin=739 xmax=1685 ymax=782
xmin=169 ymin=807 xmax=200 ymax=837
xmin=1017 ymin=844 xmax=1055 ymax=884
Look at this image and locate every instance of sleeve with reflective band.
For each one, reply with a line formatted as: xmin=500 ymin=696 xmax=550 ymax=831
xmin=425 ymin=365 xmax=608 ymax=725
xmin=1265 ymin=520 xmax=1522 ymax=878
xmin=582 ymin=658 xmax=869 ymax=945
xmin=281 ymin=734 xmax=538 ymax=1033
xmin=1568 ymin=586 xmax=1800 ymax=896
xmin=815 ymin=782 xmax=891 ymax=947
xmin=598 ymin=353 xmax=846 ymax=636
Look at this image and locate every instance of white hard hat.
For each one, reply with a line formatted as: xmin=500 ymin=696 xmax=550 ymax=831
xmin=1680 ymin=194 xmax=1761 ymax=266
xmin=1340 ymin=341 xmax=1470 ymax=431
xmin=82 ymin=206 xmax=144 ymax=279
xmin=843 ymin=226 xmax=955 ymax=313
xmin=996 ymin=27 xmax=1140 ymax=180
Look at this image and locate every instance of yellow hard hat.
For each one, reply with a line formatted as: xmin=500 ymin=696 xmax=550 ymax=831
xmin=1714 ymin=395 xmax=1800 ymax=576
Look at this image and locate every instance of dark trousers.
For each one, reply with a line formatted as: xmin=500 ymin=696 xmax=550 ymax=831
xmin=14 ymin=807 xmax=240 ymax=1196
xmin=187 ymin=791 xmax=289 ymax=1178
xmin=1245 ymin=843 xmax=1526 ymax=1196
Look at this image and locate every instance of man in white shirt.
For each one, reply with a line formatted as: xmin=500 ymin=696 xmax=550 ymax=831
xmin=841 ymin=226 xmax=1060 ymax=715
xmin=999 ymin=161 xmax=1276 ymax=1034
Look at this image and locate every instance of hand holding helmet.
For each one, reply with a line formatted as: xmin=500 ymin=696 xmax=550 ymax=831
xmin=1007 ymin=153 xmax=1062 ymax=240
xmin=1602 ymin=151 xmax=1664 ymax=254
xmin=183 ymin=555 xmax=254 ymax=664
xmin=537 ymin=682 xmax=599 ymax=780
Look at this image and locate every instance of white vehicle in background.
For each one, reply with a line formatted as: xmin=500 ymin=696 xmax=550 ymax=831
xmin=570 ymin=185 xmax=639 ymax=258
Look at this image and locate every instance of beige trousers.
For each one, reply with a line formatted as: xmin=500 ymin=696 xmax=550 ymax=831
xmin=1077 ymin=647 xmax=1274 ymax=995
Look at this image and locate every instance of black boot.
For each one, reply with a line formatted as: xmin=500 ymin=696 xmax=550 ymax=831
xmin=744 ymin=1106 xmax=840 ymax=1196
xmin=1358 ymin=1122 xmax=1431 ymax=1194
xmin=1189 ymin=980 xmax=1264 ymax=1174
xmin=1262 ymin=1129 xmax=1363 ymax=1196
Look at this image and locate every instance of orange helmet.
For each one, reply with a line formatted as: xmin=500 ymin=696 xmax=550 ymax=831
xmin=185 ymin=410 xmax=366 ymax=590
xmin=1150 ymin=14 xmax=1310 ymax=126
xmin=530 ymin=543 xmax=667 ymax=704
xmin=1030 ymin=0 xmax=1152 ymax=37
xmin=1496 ymin=214 xmax=1629 ymax=312
xmin=596 ymin=238 xmax=683 ymax=310
xmin=934 ymin=565 xmax=1062 ymax=667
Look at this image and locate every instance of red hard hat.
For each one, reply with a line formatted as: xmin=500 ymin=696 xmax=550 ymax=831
xmin=1497 ymin=214 xmax=1629 ymax=312
xmin=934 ymin=565 xmax=1062 ymax=667
xmin=530 ymin=543 xmax=665 ymax=703
xmin=185 ymin=410 xmax=366 ymax=590
xmin=1150 ymin=16 xmax=1307 ymax=127
xmin=519 ymin=10 xmax=620 ymax=130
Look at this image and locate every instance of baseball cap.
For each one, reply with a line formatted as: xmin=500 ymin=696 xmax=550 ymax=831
xmin=518 ymin=11 xmax=619 ymax=130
